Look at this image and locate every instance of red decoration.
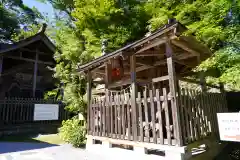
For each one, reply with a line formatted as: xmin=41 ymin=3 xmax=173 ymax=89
xmin=111 ymin=57 xmax=123 ymax=81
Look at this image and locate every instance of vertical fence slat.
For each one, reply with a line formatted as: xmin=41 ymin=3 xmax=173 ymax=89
xmin=150 ymin=90 xmax=157 ymax=144
xmin=138 ymin=92 xmax=143 ymax=142
xmin=179 ymin=89 xmax=186 ymax=144
xmin=156 ymin=89 xmax=163 ymax=144
xmin=90 ymin=99 xmax=94 ymax=135
xmin=100 ymin=99 xmax=103 ymax=136
xmin=117 ymin=94 xmax=121 ymax=139
xmin=199 ymin=92 xmax=207 ymax=136
xmin=182 ymin=88 xmax=190 ymax=143
xmin=127 ymin=94 xmax=131 ymax=140
xmin=163 ymin=88 xmax=171 ymax=145
xmin=114 ymin=95 xmax=118 ymax=138
xmin=103 ymin=98 xmax=106 ymax=137
xmin=110 ymin=94 xmax=113 ymax=138
xmin=92 ymin=100 xmax=96 ymax=136
xmin=122 ymin=94 xmax=126 ymax=140
xmin=186 ymin=89 xmax=194 ymax=142
xmin=143 ymin=89 xmax=149 ymax=142
xmin=193 ymin=90 xmax=200 ymax=140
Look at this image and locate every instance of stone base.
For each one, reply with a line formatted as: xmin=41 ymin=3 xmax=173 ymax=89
xmin=86 ymin=135 xmax=191 ymax=160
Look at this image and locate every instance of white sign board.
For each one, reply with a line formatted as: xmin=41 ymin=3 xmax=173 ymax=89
xmin=34 ymin=104 xmax=59 ymax=121
xmin=217 ymin=113 xmax=240 ymax=142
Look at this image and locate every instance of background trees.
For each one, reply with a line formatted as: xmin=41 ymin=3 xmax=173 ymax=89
xmin=4 ymin=0 xmax=239 ymax=117
xmin=0 ymin=0 xmax=43 ymax=42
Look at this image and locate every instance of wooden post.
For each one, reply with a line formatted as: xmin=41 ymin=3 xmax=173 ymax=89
xmin=197 ymin=56 xmax=207 ymax=92
xmin=165 ymin=41 xmax=183 ymax=146
xmin=33 ymin=52 xmax=38 ymax=97
xmin=130 ymin=55 xmax=138 ymax=141
xmin=105 ymin=61 xmax=111 ymax=136
xmin=87 ymin=70 xmax=92 ymax=134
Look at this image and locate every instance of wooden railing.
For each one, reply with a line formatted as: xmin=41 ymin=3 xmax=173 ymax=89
xmin=178 ymin=89 xmax=227 ymax=144
xmin=89 ymin=87 xmax=228 ymax=146
xmin=90 ymin=87 xmax=177 ymax=146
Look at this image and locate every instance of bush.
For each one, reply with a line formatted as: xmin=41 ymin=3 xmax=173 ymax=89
xmin=59 ymin=119 xmax=86 ymax=147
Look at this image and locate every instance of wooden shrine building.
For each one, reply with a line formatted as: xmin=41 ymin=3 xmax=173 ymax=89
xmin=0 ymin=24 xmax=56 ymax=99
xmin=78 ymin=20 xmax=228 ymax=159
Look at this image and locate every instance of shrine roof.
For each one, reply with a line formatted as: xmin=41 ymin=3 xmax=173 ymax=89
xmin=0 ymin=25 xmax=56 ymax=55
xmin=77 ymin=21 xmax=211 ymax=73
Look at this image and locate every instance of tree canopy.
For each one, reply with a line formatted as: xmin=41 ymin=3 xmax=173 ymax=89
xmin=13 ymin=0 xmax=240 ymax=116
xmin=0 ymin=0 xmax=44 ymax=42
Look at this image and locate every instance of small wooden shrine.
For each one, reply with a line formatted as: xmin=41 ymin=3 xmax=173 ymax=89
xmin=0 ymin=24 xmax=56 ymax=99
xmin=78 ymin=20 xmax=228 ymax=159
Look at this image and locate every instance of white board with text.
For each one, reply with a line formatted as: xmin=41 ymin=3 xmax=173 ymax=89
xmin=34 ymin=104 xmax=59 ymax=121
xmin=217 ymin=113 xmax=240 ymax=142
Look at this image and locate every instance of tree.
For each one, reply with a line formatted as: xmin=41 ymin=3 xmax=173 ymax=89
xmin=43 ymin=0 xmax=240 ymax=119
xmin=145 ymin=0 xmax=240 ymax=91
xmin=0 ymin=0 xmax=43 ymax=42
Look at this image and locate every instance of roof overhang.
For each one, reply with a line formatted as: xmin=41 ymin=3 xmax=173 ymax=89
xmin=0 ymin=32 xmax=56 ymax=55
xmin=78 ymin=21 xmax=211 ymax=73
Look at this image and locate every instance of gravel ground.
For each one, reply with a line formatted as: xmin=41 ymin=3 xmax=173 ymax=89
xmin=0 ymin=142 xmax=159 ymax=160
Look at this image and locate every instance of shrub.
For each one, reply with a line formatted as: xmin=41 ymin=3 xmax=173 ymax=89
xmin=59 ymin=119 xmax=86 ymax=147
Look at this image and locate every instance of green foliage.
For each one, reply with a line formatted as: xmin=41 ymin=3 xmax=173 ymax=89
xmin=146 ymin=0 xmax=240 ymax=91
xmin=59 ymin=119 xmax=86 ymax=147
xmin=0 ymin=0 xmax=43 ymax=42
xmin=45 ymin=0 xmax=150 ymax=119
xmin=43 ymin=0 xmax=240 ymax=121
xmin=44 ymin=89 xmax=58 ymax=100
xmin=11 ymin=24 xmax=41 ymax=41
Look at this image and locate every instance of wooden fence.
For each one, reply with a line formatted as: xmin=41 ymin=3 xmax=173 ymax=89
xmin=90 ymin=87 xmax=227 ymax=146
xmin=0 ymin=98 xmax=68 ymax=136
xmin=178 ymin=88 xmax=227 ymax=145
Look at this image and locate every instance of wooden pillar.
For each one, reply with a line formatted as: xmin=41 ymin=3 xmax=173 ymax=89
xmin=197 ymin=56 xmax=207 ymax=92
xmin=130 ymin=55 xmax=138 ymax=141
xmin=33 ymin=52 xmax=38 ymax=97
xmin=165 ymin=41 xmax=183 ymax=146
xmin=105 ymin=61 xmax=111 ymax=136
xmin=87 ymin=70 xmax=92 ymax=134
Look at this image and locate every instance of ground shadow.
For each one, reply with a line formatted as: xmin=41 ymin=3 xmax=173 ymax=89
xmin=214 ymin=142 xmax=240 ymax=160
xmin=0 ymin=134 xmax=59 ymax=154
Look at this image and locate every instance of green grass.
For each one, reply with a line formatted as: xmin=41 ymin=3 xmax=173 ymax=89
xmin=0 ymin=134 xmax=65 ymax=145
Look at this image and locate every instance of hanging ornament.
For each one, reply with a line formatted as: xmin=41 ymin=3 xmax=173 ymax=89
xmin=111 ymin=57 xmax=123 ymax=81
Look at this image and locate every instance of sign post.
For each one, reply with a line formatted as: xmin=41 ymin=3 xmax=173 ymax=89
xmin=217 ymin=113 xmax=240 ymax=142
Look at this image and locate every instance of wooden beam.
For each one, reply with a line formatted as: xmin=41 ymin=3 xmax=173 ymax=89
xmin=152 ymin=75 xmax=169 ymax=83
xmin=32 ymin=52 xmax=38 ymax=97
xmin=4 ymin=55 xmax=54 ymax=65
xmin=136 ymin=38 xmax=166 ymax=54
xmin=130 ymin=55 xmax=138 ymax=141
xmin=172 ymin=39 xmax=199 ymax=56
xmin=166 ymin=41 xmax=183 ymax=146
xmin=136 ymin=54 xmax=162 ymax=57
xmin=20 ymin=48 xmax=51 ymax=55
